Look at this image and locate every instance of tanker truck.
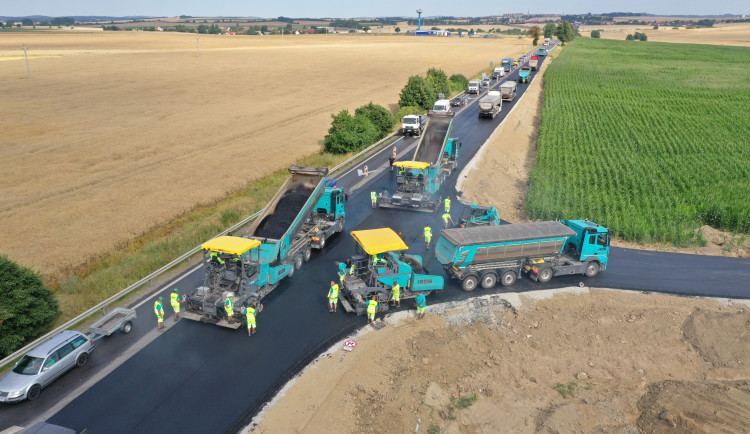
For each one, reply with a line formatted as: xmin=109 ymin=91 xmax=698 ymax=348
xmin=435 ymin=219 xmax=610 ymax=291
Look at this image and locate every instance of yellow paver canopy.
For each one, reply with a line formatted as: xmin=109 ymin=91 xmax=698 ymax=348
xmin=201 ymin=236 xmax=261 ymax=255
xmin=351 ymin=228 xmax=408 ymax=255
xmin=393 ymin=161 xmax=431 ymax=169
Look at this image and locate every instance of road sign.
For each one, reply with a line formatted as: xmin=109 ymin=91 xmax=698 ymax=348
xmin=490 ymin=61 xmax=494 ymax=67
xmin=343 ymin=340 xmax=357 ymax=352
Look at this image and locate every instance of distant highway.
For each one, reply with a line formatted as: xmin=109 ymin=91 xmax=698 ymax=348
xmin=2 ymin=41 xmax=748 ymax=433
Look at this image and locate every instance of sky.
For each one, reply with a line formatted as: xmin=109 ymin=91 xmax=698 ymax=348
xmin=2 ymin=0 xmax=747 ymax=18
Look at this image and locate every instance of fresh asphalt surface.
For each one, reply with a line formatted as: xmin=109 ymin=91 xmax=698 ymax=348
xmin=2 ymin=44 xmax=749 ymax=432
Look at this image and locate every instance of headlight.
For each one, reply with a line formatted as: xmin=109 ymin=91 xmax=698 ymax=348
xmin=7 ymin=390 xmax=25 ymax=399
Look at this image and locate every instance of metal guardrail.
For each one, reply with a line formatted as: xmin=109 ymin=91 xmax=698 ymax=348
xmin=0 ymin=130 xmax=401 ymax=368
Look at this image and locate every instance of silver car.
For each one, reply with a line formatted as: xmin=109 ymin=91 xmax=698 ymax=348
xmin=0 ymin=330 xmax=94 ymax=403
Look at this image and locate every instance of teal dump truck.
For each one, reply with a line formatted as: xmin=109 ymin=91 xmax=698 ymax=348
xmin=379 ymin=116 xmax=460 ymax=212
xmin=435 ymin=220 xmax=610 ymax=291
xmin=340 ymin=228 xmax=444 ymax=315
xmin=247 ymin=166 xmax=347 ymax=271
xmin=518 ymin=66 xmax=531 ymax=83
xmin=184 ymin=166 xmax=347 ymax=328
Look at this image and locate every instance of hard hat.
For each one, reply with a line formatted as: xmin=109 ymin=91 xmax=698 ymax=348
xmin=173 ymin=288 xmax=179 ymax=292
xmin=159 ymin=296 xmax=163 ymax=300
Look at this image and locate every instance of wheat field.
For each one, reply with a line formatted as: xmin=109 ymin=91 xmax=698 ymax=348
xmin=0 ymin=32 xmax=531 ymax=276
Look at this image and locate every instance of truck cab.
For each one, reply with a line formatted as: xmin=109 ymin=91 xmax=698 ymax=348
xmin=401 ymin=115 xmax=425 ymax=136
xmin=560 ymin=219 xmax=610 ymax=270
xmin=459 ymin=205 xmax=500 ymax=227
xmin=467 ymin=80 xmax=481 ymax=94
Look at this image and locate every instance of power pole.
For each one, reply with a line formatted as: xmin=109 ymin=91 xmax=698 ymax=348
xmin=195 ymin=35 xmax=200 ymax=57
xmin=23 ymin=44 xmax=30 ymax=78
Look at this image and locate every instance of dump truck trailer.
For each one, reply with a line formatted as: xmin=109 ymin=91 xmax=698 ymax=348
xmin=379 ymin=116 xmax=459 ymax=212
xmin=478 ymin=91 xmax=502 ymax=119
xmin=340 ymin=228 xmax=444 ymax=315
xmin=247 ymin=166 xmax=346 ymax=272
xmin=518 ymin=66 xmax=531 ymax=83
xmin=500 ymin=81 xmax=517 ymax=102
xmin=435 ymin=220 xmax=610 ymax=291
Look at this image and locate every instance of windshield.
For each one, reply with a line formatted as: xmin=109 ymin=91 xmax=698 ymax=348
xmin=403 ymin=118 xmax=417 ymax=124
xmin=13 ymin=355 xmax=43 ymax=375
xmin=433 ymin=105 xmax=447 ymax=112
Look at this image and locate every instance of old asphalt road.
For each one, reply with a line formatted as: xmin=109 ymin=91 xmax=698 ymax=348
xmin=3 ymin=47 xmax=748 ymax=432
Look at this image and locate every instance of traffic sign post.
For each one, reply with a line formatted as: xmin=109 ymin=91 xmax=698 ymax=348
xmin=343 ymin=340 xmax=358 ymax=352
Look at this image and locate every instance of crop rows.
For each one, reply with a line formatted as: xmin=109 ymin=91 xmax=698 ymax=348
xmin=526 ymin=38 xmax=750 ymax=244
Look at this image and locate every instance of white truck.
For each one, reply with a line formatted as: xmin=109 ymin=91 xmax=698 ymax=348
xmin=529 ymin=55 xmax=539 ymax=71
xmin=544 ymin=38 xmax=550 ymax=45
xmin=401 ymin=115 xmax=427 ymax=136
xmin=478 ymin=91 xmax=502 ymax=119
xmin=467 ymin=79 xmax=481 ymax=94
xmin=493 ymin=67 xmax=506 ymax=77
xmin=500 ymin=81 xmax=517 ymax=102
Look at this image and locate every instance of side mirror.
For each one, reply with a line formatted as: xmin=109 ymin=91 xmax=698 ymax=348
xmin=42 ymin=366 xmax=50 ymax=372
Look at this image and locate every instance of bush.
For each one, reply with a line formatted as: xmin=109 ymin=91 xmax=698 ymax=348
xmin=590 ymin=30 xmax=601 ymax=38
xmin=448 ymin=74 xmax=469 ymax=91
xmin=394 ymin=105 xmax=423 ymax=121
xmin=323 ymin=110 xmax=379 ymax=154
xmin=626 ymin=34 xmax=635 ymax=41
xmin=354 ymin=102 xmax=395 ymax=137
xmin=426 ymin=68 xmax=451 ymax=99
xmin=0 ymin=255 xmax=60 ymax=358
xmin=399 ymin=75 xmax=435 ymax=111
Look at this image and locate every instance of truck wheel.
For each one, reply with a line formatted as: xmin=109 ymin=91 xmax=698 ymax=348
xmin=303 ymin=246 xmax=312 ymax=262
xmin=287 ymin=262 xmax=295 ymax=277
xmin=121 ymin=321 xmax=133 ymax=334
xmin=318 ymin=234 xmax=327 ymax=249
xmin=480 ymin=273 xmax=497 ymax=289
xmin=462 ymin=276 xmax=478 ymax=291
xmin=294 ymin=254 xmax=303 ymax=270
xmin=537 ymin=267 xmax=553 ymax=284
xmin=76 ymin=352 xmax=89 ymax=368
xmin=501 ymin=270 xmax=517 ymax=287
xmin=585 ymin=262 xmax=600 ymax=277
xmin=27 ymin=384 xmax=42 ymax=401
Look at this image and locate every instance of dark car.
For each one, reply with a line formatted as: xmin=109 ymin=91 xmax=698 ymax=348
xmin=490 ymin=71 xmax=501 ymax=80
xmin=450 ymin=96 xmax=468 ymax=107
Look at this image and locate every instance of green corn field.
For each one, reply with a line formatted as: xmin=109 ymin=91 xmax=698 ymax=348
xmin=526 ymin=38 xmax=750 ymax=245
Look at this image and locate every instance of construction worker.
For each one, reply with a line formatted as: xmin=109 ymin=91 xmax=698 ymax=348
xmin=359 ymin=295 xmax=379 ymax=324
xmin=415 ymin=292 xmax=427 ymax=320
xmin=337 ymin=261 xmax=348 ymax=284
xmin=424 ymin=224 xmax=432 ymax=248
xmin=390 ymin=282 xmax=401 ymax=307
xmin=170 ymin=288 xmax=183 ymax=321
xmin=224 ymin=296 xmax=234 ymax=323
xmin=154 ymin=297 xmax=165 ymax=331
xmin=328 ymin=281 xmax=339 ymax=313
xmin=442 ymin=212 xmax=455 ymax=228
xmin=444 ymin=197 xmax=451 ymax=213
xmin=210 ymin=251 xmax=225 ymax=267
xmin=242 ymin=303 xmax=262 ymax=336
xmin=372 ymin=253 xmax=386 ymax=267
xmin=371 ymin=190 xmax=377 ymax=208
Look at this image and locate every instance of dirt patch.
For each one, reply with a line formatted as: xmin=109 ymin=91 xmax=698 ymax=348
xmin=458 ymin=49 xmax=554 ymax=223
xmin=251 ymin=290 xmax=750 ymax=433
xmin=0 ymin=32 xmax=531 ymax=276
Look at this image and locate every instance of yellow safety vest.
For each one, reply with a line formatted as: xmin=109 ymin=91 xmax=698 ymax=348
xmin=245 ymin=307 xmax=256 ymax=322
xmin=225 ymin=298 xmax=233 ymax=313
xmin=424 ymin=227 xmax=432 ymax=238
xmin=442 ymin=213 xmax=451 ymax=222
xmin=170 ymin=292 xmax=180 ymax=306
xmin=329 ymin=284 xmax=339 ymax=298
xmin=154 ymin=301 xmax=163 ymax=316
xmin=371 ymin=191 xmax=377 ymax=200
xmin=210 ymin=251 xmax=225 ymax=264
xmin=392 ymin=284 xmax=400 ymax=298
xmin=367 ymin=300 xmax=378 ymax=314
xmin=445 ymin=198 xmax=451 ymax=208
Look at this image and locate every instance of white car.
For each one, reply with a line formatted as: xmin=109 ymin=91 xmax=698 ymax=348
xmin=0 ymin=330 xmax=94 ymax=402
